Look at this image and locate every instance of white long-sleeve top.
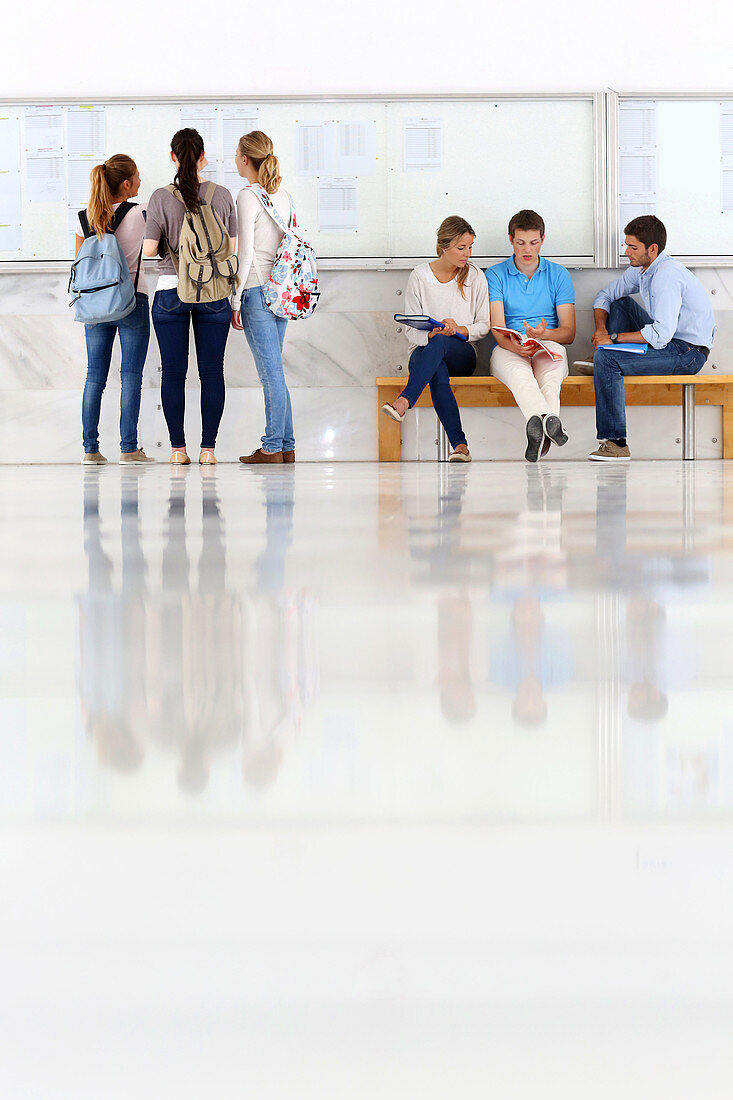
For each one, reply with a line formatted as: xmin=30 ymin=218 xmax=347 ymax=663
xmin=231 ymin=183 xmax=293 ymax=304
xmin=403 ymin=262 xmax=490 ymax=348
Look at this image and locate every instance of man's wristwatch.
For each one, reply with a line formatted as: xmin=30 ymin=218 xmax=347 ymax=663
xmin=609 ymin=332 xmax=619 ymax=343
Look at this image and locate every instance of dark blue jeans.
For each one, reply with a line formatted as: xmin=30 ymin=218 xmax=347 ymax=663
xmin=400 ymin=336 xmax=477 ymax=448
xmin=593 ymin=296 xmax=707 ymax=440
xmin=152 ymin=290 xmax=231 ymax=450
xmin=82 ymin=293 xmax=150 ymax=454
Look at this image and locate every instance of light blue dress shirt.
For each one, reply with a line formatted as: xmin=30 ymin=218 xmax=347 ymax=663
xmin=486 ymin=256 xmax=575 ymax=331
xmin=593 ymin=251 xmax=715 ymax=350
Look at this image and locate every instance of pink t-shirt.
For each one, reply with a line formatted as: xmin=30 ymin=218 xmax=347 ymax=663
xmin=77 ymin=202 xmax=148 ymax=297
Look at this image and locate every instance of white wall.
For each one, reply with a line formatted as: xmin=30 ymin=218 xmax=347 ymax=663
xmin=3 ymin=0 xmax=733 ymax=100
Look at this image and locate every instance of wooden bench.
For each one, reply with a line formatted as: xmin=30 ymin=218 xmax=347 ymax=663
xmin=376 ymin=374 xmax=733 ymax=461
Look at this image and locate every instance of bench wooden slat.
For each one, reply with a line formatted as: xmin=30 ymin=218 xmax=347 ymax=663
xmin=376 ymin=375 xmax=733 ymax=461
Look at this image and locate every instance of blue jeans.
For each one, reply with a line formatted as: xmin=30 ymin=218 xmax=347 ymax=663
xmin=593 ymin=296 xmax=707 ymax=440
xmin=82 ymin=293 xmax=150 ymax=453
xmin=152 ymin=289 xmax=231 ymax=450
xmin=241 ymin=286 xmax=292 ymax=452
xmin=400 ymin=335 xmax=477 ymax=448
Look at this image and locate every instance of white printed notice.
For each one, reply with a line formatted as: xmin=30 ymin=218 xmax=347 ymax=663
xmin=619 ymin=153 xmax=656 ymax=201
xmin=722 ymin=168 xmax=733 ymax=214
xmin=67 ymin=106 xmax=105 ymax=158
xmin=25 ymin=105 xmax=64 ymax=155
xmin=26 ymin=154 xmax=65 ymax=203
xmin=327 ymin=121 xmax=377 ymax=177
xmin=67 ymin=158 xmax=94 ymax=207
xmin=296 ymin=122 xmax=325 ymax=176
xmin=0 ymin=114 xmax=22 ymax=251
xmin=318 ymin=178 xmax=357 ymax=232
xmin=223 ymin=165 xmax=243 ymax=202
xmin=404 ymin=118 xmax=442 ymax=171
xmin=618 ymin=100 xmax=657 ymax=153
xmin=721 ymin=103 xmax=733 ymax=158
xmin=180 ymin=105 xmax=219 ymax=159
xmin=222 ymin=105 xmax=259 ymax=160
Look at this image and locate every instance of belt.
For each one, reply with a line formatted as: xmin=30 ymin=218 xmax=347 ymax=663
xmin=686 ymin=341 xmax=709 ymax=356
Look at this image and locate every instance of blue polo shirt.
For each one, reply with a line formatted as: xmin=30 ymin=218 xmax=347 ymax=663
xmin=486 ymin=256 xmax=575 ymax=331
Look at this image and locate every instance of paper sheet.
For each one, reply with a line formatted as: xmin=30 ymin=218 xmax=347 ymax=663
xmin=67 ymin=158 xmax=95 ymax=207
xmin=200 ymin=161 xmax=219 ymax=184
xmin=26 ymin=154 xmax=65 ymax=202
xmin=618 ymin=101 xmax=657 ymax=152
xmin=318 ymin=177 xmax=357 ymax=231
xmin=721 ymin=104 xmax=733 ymax=158
xmin=722 ymin=168 xmax=733 ymax=214
xmin=180 ymin=106 xmax=219 ymax=158
xmin=327 ymin=121 xmax=377 ymax=177
xmin=25 ymin=106 xmax=64 ymax=155
xmin=619 ymin=202 xmax=657 ymax=247
xmin=619 ymin=154 xmax=657 ymax=201
xmin=68 ymin=208 xmax=81 ymax=256
xmin=67 ymin=106 xmax=105 ymax=158
xmin=0 ymin=185 xmax=21 ymax=251
xmin=222 ymin=105 xmax=259 ymax=160
xmin=223 ymin=165 xmax=244 ymax=202
xmin=296 ymin=122 xmax=325 ymax=176
xmin=0 ymin=114 xmax=22 ymax=179
xmin=404 ymin=118 xmax=442 ymax=171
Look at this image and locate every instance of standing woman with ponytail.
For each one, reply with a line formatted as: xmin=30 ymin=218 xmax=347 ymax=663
xmin=143 ymin=129 xmax=237 ymax=465
xmin=75 ymin=155 xmax=152 ymax=464
xmin=230 ymin=132 xmax=296 ymax=464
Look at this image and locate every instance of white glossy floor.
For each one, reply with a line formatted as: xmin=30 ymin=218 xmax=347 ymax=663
xmin=2 ymin=460 xmax=733 ymax=1099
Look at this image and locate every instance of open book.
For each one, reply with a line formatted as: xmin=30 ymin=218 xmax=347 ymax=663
xmin=492 ymin=326 xmax=563 ymax=362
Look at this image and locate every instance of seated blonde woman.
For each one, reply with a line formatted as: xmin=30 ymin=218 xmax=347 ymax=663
xmin=487 ymin=209 xmax=576 ymax=462
xmin=382 ymin=215 xmax=490 ymax=463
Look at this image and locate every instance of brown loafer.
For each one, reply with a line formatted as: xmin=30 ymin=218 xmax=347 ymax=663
xmin=239 ymin=448 xmax=284 ymax=464
xmin=282 ymin=450 xmax=295 ymax=464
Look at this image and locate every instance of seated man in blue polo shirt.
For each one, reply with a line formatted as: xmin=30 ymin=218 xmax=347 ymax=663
xmin=589 ymin=215 xmax=715 ymax=462
xmin=487 ymin=209 xmax=576 ymax=462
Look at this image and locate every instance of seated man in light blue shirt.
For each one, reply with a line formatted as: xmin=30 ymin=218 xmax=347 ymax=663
xmin=589 ymin=215 xmax=715 ymax=462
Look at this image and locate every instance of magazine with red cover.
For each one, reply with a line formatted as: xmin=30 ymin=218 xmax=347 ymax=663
xmin=492 ymin=326 xmax=563 ymax=362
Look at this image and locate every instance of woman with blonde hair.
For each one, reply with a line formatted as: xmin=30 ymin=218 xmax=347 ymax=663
xmin=230 ymin=131 xmax=297 ymax=464
xmin=75 ymin=154 xmax=152 ymax=464
xmin=382 ymin=216 xmax=490 ymax=462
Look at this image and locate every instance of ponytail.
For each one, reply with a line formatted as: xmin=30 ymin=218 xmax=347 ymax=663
xmin=237 ymin=130 xmax=282 ymax=195
xmin=171 ymin=128 xmax=204 ymax=212
xmin=87 ymin=154 xmax=137 ymax=239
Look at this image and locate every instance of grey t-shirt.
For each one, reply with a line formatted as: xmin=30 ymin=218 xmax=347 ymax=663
xmin=145 ymin=182 xmax=237 ymax=276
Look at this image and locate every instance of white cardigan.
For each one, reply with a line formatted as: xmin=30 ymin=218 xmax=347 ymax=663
xmin=403 ymin=262 xmax=490 ymax=348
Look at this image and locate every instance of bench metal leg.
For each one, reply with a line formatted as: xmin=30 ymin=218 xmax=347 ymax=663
xmin=682 ymin=384 xmax=695 ymax=461
xmin=437 ymin=415 xmax=450 ymax=462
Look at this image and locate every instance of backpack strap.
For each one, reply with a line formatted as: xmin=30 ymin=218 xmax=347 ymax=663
xmin=203 ymin=181 xmax=217 ymax=206
xmin=250 ymin=184 xmax=291 ymax=236
xmin=78 ymin=210 xmax=93 ymax=239
xmin=109 ymin=200 xmax=136 ymax=232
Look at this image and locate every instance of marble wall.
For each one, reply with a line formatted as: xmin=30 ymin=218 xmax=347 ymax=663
xmin=1 ymin=266 xmax=732 ymax=462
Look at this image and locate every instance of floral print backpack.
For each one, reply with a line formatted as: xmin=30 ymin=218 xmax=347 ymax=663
xmin=250 ymin=184 xmax=319 ymax=320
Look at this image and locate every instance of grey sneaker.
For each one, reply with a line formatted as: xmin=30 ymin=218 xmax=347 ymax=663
xmin=120 ymin=449 xmax=155 ymax=464
xmin=83 ymin=451 xmax=107 ymax=464
xmin=588 ymin=440 xmax=631 ymax=462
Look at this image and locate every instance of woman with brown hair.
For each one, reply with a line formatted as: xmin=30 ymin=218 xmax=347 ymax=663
xmin=75 ymin=154 xmax=152 ymax=465
xmin=382 ymin=216 xmax=490 ymax=462
xmin=230 ymin=131 xmax=296 ymax=464
xmin=143 ymin=128 xmax=237 ymax=465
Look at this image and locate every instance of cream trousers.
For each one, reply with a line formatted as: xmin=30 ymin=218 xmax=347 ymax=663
xmin=490 ymin=341 xmax=569 ymax=420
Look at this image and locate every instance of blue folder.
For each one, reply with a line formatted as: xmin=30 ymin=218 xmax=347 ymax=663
xmin=598 ymin=343 xmax=649 ymax=354
xmin=394 ymin=314 xmax=468 ymax=341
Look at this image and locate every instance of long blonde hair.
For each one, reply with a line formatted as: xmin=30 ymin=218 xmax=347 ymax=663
xmin=436 ymin=215 xmax=475 ymax=298
xmin=237 ymin=130 xmax=282 ymax=194
xmin=87 ymin=154 xmax=137 ymax=239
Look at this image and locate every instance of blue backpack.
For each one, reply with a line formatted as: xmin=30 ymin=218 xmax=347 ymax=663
xmin=68 ymin=202 xmax=142 ymax=325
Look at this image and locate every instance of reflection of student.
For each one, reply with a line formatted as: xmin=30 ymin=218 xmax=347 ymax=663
xmin=77 ymin=471 xmax=149 ymax=771
xmin=148 ymin=472 xmax=242 ymax=793
xmin=490 ymin=596 xmax=574 ymax=727
xmin=487 ymin=210 xmax=575 ymax=462
xmin=382 ymin=216 xmax=490 ymax=462
xmin=589 ymin=215 xmax=715 ymax=462
xmin=75 ymin=155 xmax=152 ymax=466
xmin=437 ymin=593 xmax=476 ymax=724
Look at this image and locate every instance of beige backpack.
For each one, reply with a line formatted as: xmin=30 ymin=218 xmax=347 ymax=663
xmin=165 ymin=182 xmax=238 ymax=304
